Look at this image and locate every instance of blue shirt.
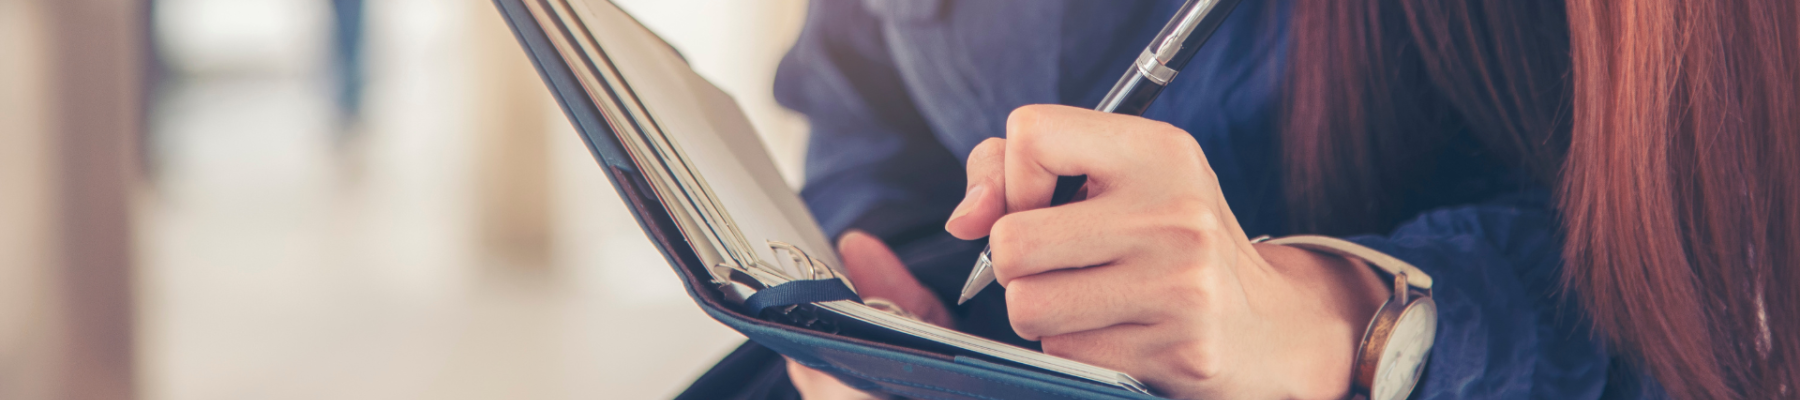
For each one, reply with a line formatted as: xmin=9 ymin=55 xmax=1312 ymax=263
xmin=773 ymin=1 xmax=1664 ymax=398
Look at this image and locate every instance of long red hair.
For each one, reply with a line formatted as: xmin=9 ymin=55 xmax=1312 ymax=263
xmin=1284 ymin=0 xmax=1799 ymax=398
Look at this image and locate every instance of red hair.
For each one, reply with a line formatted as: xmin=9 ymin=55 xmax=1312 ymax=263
xmin=1285 ymin=0 xmax=1799 ymax=398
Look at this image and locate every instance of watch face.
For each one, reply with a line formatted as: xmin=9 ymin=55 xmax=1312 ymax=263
xmin=1372 ymin=298 xmax=1437 ymax=400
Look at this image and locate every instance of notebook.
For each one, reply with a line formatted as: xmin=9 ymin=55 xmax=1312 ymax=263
xmin=492 ymin=0 xmax=1154 ymax=396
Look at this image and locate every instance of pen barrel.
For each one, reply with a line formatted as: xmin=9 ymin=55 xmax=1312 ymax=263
xmin=1144 ymin=0 xmax=1245 ymax=73
xmin=1049 ymin=175 xmax=1088 ymax=206
xmin=1095 ymin=72 xmax=1168 ymax=116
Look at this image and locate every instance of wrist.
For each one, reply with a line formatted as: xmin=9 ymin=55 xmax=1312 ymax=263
xmin=1252 ymin=243 xmax=1390 ymax=400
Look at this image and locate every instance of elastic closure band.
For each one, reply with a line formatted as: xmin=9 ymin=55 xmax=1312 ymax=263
xmin=743 ymin=279 xmax=862 ymax=316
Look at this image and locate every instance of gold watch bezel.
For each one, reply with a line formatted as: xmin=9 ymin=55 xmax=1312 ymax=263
xmin=1351 ymin=272 xmax=1434 ymax=398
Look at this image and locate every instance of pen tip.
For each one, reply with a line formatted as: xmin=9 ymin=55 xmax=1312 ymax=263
xmin=956 ymin=295 xmax=972 ymax=306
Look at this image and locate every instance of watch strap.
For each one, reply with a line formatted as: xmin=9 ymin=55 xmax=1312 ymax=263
xmin=1261 ymin=235 xmax=1433 ymax=291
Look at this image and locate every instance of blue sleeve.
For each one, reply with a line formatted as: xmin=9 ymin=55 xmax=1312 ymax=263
xmin=1344 ymin=192 xmax=1667 ymax=400
xmin=774 ymin=1 xmax=967 ymax=242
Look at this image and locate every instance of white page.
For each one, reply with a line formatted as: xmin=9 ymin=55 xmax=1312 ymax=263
xmin=568 ymin=0 xmax=841 ymax=280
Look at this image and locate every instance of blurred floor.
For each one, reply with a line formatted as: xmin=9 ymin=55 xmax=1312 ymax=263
xmin=137 ymin=0 xmax=803 ymax=398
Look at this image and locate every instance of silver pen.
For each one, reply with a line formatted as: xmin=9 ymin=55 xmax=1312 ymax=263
xmin=957 ymin=0 xmax=1245 ymax=305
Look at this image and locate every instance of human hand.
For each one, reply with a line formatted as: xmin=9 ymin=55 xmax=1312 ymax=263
xmin=785 ymin=230 xmax=950 ymax=400
xmin=944 ymin=105 xmax=1390 ymax=400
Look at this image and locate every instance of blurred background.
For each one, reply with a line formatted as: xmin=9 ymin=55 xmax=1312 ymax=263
xmin=0 ymin=0 xmax=810 ymax=398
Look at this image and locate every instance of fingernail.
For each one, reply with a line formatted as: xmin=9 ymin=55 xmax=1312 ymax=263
xmin=947 ymin=185 xmax=986 ymax=223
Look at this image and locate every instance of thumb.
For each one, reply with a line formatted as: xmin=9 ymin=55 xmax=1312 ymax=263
xmin=837 ymin=230 xmax=952 ymax=327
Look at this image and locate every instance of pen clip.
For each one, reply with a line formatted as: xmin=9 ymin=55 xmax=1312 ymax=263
xmin=1151 ymin=0 xmax=1216 ymax=63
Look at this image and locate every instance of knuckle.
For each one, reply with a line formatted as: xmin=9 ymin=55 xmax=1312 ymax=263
xmin=1160 ymin=277 xmax=1210 ymax=311
xmin=1181 ymin=269 xmax=1234 ymax=315
xmin=1188 ymin=205 xmax=1226 ymax=231
xmin=1163 ymin=219 xmax=1211 ymax=249
xmin=1004 ymin=280 xmax=1049 ymax=339
xmin=1146 ymin=120 xmax=1183 ymax=138
xmin=1147 ymin=201 xmax=1218 ymax=246
xmin=988 ymin=216 xmax=1027 ymax=282
xmin=1149 ymin=200 xmax=1224 ymax=242
xmin=966 ymin=138 xmax=1007 ymax=184
xmin=970 ymin=137 xmax=1006 ymax=163
xmin=1169 ymin=341 xmax=1227 ymax=381
xmin=1146 ymin=122 xmax=1188 ymax=146
xmin=1005 ymin=105 xmax=1054 ymax=139
xmin=1147 ymin=265 xmax=1226 ymax=318
xmin=1139 ymin=123 xmax=1205 ymax=163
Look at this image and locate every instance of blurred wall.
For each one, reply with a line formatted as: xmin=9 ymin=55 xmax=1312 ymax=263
xmin=0 ymin=0 xmax=60 ymax=398
xmin=0 ymin=0 xmax=145 ymax=399
xmin=470 ymin=2 xmax=555 ymax=270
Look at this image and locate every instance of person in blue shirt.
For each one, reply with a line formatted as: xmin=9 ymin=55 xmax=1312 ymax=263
xmin=748 ymin=1 xmax=1799 ymax=399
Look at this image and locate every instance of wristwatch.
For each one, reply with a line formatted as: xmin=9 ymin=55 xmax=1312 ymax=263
xmin=1255 ymin=235 xmax=1437 ymax=400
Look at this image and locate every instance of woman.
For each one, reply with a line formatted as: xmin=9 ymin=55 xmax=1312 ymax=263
xmin=765 ymin=0 xmax=1797 ymax=399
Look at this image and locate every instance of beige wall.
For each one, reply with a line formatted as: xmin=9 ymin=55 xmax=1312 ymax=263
xmin=0 ymin=0 xmax=144 ymax=399
xmin=471 ymin=0 xmax=555 ymax=270
xmin=0 ymin=0 xmax=62 ymax=398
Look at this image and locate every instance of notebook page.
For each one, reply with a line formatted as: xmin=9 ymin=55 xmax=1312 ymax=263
xmin=565 ymin=0 xmax=840 ymax=280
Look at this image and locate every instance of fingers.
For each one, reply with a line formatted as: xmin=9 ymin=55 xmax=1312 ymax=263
xmin=1003 ymin=104 xmax=1207 ymax=211
xmin=946 ymin=138 xmax=1008 ymax=240
xmin=986 ymin=199 xmax=1138 ymax=285
xmin=993 ymin=202 xmax=1249 ymax=340
xmin=949 ymin=105 xmax=1213 ymax=240
xmin=836 ymin=230 xmax=952 ymax=327
xmin=1003 ymin=264 xmax=1168 ymax=341
xmin=986 ymin=196 xmax=1230 ymax=284
xmin=1002 ymin=229 xmax=1242 ymax=341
